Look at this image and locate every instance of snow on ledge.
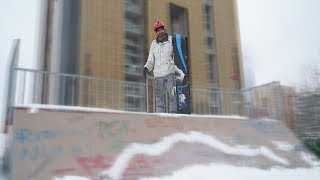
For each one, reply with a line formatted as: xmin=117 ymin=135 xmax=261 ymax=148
xmin=14 ymin=104 xmax=248 ymax=120
xmin=53 ymin=176 xmax=90 ymax=180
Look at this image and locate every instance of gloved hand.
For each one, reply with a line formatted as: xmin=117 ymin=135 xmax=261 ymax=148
xmin=143 ymin=67 xmax=149 ymax=78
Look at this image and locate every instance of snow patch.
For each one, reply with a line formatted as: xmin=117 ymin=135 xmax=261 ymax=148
xmin=156 ymin=112 xmax=248 ymax=120
xmin=259 ymin=118 xmax=278 ymax=122
xmin=17 ymin=104 xmax=130 ymax=114
xmin=28 ymin=107 xmax=39 ymax=114
xmin=52 ymin=176 xmax=90 ymax=180
xmin=271 ymin=141 xmax=294 ymax=151
xmin=300 ymin=152 xmax=320 ymax=167
xmin=15 ymin=104 xmax=247 ymax=120
xmin=100 ymin=131 xmax=288 ymax=180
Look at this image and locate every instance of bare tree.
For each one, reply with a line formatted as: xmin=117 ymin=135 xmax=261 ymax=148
xmin=298 ymin=63 xmax=320 ymax=92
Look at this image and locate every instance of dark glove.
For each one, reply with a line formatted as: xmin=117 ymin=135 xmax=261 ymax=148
xmin=143 ymin=67 xmax=149 ymax=78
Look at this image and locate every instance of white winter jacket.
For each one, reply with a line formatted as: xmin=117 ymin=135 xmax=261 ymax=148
xmin=144 ymin=36 xmax=175 ymax=78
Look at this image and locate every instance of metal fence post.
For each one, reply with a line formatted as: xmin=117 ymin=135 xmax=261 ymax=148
xmin=104 ymin=79 xmax=107 ymax=108
xmin=21 ymin=71 xmax=26 ymax=104
xmin=72 ymin=76 xmax=75 ymax=106
xmin=62 ymin=75 xmax=65 ymax=105
xmin=146 ymin=78 xmax=149 ymax=113
xmin=118 ymin=82 xmax=121 ymax=110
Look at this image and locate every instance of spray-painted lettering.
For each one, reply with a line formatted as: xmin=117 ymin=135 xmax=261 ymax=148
xmin=98 ymin=121 xmax=132 ymax=152
xmin=76 ymin=155 xmax=112 ymax=174
xmin=52 ymin=167 xmax=76 ymax=175
xmin=15 ymin=128 xmax=89 ymax=143
xmin=18 ymin=144 xmax=92 ymax=160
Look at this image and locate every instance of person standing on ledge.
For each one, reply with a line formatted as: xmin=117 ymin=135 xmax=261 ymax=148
xmin=143 ymin=21 xmax=177 ymax=113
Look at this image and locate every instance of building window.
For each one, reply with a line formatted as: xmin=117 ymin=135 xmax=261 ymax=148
xmin=169 ymin=3 xmax=188 ymax=36
xmin=203 ymin=0 xmax=217 ymax=89
xmin=124 ymin=0 xmax=146 ymax=111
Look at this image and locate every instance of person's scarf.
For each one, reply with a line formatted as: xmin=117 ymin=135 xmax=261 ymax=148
xmin=156 ymin=33 xmax=168 ymax=43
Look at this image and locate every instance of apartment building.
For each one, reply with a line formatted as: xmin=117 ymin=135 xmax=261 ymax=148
xmin=37 ymin=0 xmax=244 ymax=112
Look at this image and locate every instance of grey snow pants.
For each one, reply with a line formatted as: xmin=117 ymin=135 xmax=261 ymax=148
xmin=155 ymin=73 xmax=177 ymax=113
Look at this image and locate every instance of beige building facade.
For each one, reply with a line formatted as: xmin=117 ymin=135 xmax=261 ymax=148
xmin=38 ymin=0 xmax=244 ymax=112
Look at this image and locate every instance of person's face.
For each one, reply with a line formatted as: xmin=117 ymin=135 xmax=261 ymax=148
xmin=156 ymin=27 xmax=165 ymax=37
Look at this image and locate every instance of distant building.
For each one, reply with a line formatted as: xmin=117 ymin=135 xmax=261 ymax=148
xmin=248 ymin=82 xmax=284 ymax=120
xmin=245 ymin=82 xmax=297 ymax=129
xmin=281 ymin=86 xmax=297 ymax=130
xmin=295 ymin=90 xmax=320 ymax=139
xmin=37 ymin=0 xmax=244 ymax=112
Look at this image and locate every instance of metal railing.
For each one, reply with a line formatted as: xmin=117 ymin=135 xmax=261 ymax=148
xmin=11 ymin=67 xmax=285 ymax=120
xmin=13 ymin=67 xmax=147 ymax=112
xmin=191 ymin=82 xmax=284 ymax=120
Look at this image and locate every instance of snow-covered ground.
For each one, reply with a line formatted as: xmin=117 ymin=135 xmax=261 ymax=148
xmin=53 ymin=158 xmax=320 ymax=180
xmin=53 ymin=163 xmax=320 ymax=180
xmin=54 ymin=158 xmax=320 ymax=180
xmin=140 ymin=163 xmax=320 ymax=180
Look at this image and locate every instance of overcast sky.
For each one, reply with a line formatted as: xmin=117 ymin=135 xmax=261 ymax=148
xmin=0 ymin=0 xmax=40 ymax=124
xmin=237 ymin=0 xmax=320 ymax=87
xmin=1 ymin=0 xmax=320 ymax=122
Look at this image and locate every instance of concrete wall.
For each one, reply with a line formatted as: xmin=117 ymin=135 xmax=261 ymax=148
xmin=10 ymin=105 xmax=315 ymax=179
